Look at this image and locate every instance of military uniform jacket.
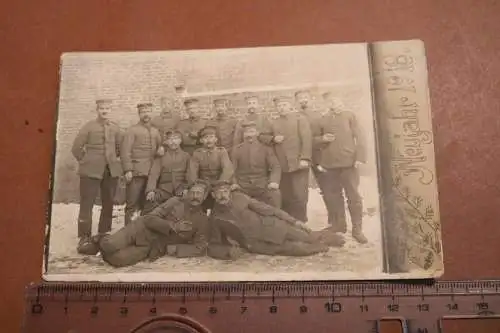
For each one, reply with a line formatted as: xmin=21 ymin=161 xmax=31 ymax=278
xmin=71 ymin=118 xmax=123 ymax=179
xmin=144 ymin=197 xmax=210 ymax=253
xmin=231 ymin=140 xmax=281 ymax=190
xmin=301 ymin=109 xmax=328 ymax=166
xmin=175 ymin=117 xmax=207 ymax=152
xmin=263 ymin=112 xmax=312 ymax=173
xmin=233 ymin=113 xmax=274 ymax=147
xmin=145 ymin=149 xmax=190 ymax=194
xmin=150 ymin=115 xmax=180 ymax=139
xmin=315 ymin=110 xmax=367 ymax=168
xmin=187 ymin=147 xmax=234 ymax=185
xmin=211 ymin=192 xmax=298 ymax=246
xmin=207 ymin=116 xmax=238 ymax=153
xmin=121 ymin=122 xmax=162 ymax=176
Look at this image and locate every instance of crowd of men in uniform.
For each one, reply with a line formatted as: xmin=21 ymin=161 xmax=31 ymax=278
xmin=69 ymin=89 xmax=369 ymax=267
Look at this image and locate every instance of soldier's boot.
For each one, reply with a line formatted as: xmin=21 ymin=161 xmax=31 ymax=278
xmin=77 ymin=236 xmax=99 ymax=255
xmin=351 ymin=220 xmax=368 ymax=244
xmin=312 ymin=228 xmax=346 ymax=248
xmin=208 ymin=244 xmax=245 ymax=260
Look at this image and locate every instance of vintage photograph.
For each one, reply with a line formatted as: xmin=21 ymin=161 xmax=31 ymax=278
xmin=43 ymin=42 xmax=436 ymax=282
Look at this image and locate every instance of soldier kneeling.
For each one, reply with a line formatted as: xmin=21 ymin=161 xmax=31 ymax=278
xmin=94 ymin=180 xmax=212 ymax=268
xmin=207 ymin=181 xmax=345 ymax=260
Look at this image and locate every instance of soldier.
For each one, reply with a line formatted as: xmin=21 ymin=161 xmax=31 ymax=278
xmin=175 ymin=98 xmax=207 ymax=155
xmin=233 ymin=94 xmax=274 ymax=147
xmin=316 ymin=92 xmax=368 ymax=244
xmin=95 ymin=180 xmax=212 ymax=267
xmin=187 ymin=125 xmax=234 ymax=211
xmin=206 ymin=98 xmax=238 ymax=153
xmin=294 ymin=89 xmax=336 ymax=223
xmin=143 ymin=130 xmax=190 ymax=215
xmin=262 ymin=95 xmax=312 ymax=222
xmin=121 ymin=103 xmax=163 ymax=225
xmin=71 ymin=99 xmax=123 ymax=255
xmin=150 ymin=97 xmax=180 ymax=140
xmin=231 ymin=120 xmax=281 ymax=208
xmin=207 ymin=181 xmax=344 ymax=260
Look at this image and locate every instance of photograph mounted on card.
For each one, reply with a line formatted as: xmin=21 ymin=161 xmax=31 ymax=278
xmin=43 ymin=40 xmax=443 ymax=282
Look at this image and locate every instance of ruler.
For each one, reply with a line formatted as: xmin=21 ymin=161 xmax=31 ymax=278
xmin=23 ymin=280 xmax=500 ymax=333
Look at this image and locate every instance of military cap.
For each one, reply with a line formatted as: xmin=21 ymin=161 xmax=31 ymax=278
xmin=213 ymin=97 xmax=229 ymax=105
xmin=183 ymin=97 xmax=199 ymax=106
xmin=240 ymin=120 xmax=257 ymax=129
xmin=272 ymin=95 xmax=293 ymax=104
xmin=198 ymin=125 xmax=219 ymax=138
xmin=212 ymin=180 xmax=233 ymax=192
xmin=95 ymin=98 xmax=113 ymax=105
xmin=164 ymin=129 xmax=183 ymax=139
xmin=190 ymin=179 xmax=211 ymax=192
xmin=137 ymin=102 xmax=153 ymax=109
xmin=244 ymin=94 xmax=259 ymax=101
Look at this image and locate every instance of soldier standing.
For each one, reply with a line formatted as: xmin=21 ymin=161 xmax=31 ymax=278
xmin=143 ymin=130 xmax=190 ymax=214
xmin=206 ymin=98 xmax=238 ymax=154
xmin=175 ymin=98 xmax=207 ymax=155
xmin=263 ymin=95 xmax=312 ymax=222
xmin=71 ymin=99 xmax=123 ymax=255
xmin=233 ymin=94 xmax=274 ymax=146
xmin=294 ymin=89 xmax=336 ymax=223
xmin=187 ymin=125 xmax=234 ymax=211
xmin=121 ymin=103 xmax=163 ymax=225
xmin=316 ymin=92 xmax=368 ymax=244
xmin=231 ymin=120 xmax=281 ymax=208
xmin=150 ymin=97 xmax=180 ymax=140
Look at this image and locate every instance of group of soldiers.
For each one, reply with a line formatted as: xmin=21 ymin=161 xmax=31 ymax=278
xmin=70 ymin=89 xmax=369 ymax=267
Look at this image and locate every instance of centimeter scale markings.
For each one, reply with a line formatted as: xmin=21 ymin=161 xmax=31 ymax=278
xmin=23 ymin=280 xmax=500 ymax=333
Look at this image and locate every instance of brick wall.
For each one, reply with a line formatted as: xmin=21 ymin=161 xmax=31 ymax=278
xmin=53 ymin=46 xmax=378 ymax=203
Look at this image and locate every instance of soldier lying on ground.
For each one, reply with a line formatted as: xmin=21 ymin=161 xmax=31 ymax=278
xmin=207 ymin=181 xmax=345 ymax=260
xmin=93 ymin=180 xmax=212 ymax=268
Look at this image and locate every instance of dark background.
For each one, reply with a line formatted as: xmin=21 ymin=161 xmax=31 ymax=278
xmin=1 ymin=1 xmax=499 ymax=332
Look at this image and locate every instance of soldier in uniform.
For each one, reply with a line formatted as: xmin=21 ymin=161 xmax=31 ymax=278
xmin=143 ymin=130 xmax=190 ymax=215
xmin=71 ymin=99 xmax=123 ymax=255
xmin=294 ymin=89 xmax=336 ymax=223
xmin=316 ymin=92 xmax=368 ymax=244
xmin=262 ymin=95 xmax=312 ymax=222
xmin=187 ymin=125 xmax=234 ymax=211
xmin=231 ymin=120 xmax=282 ymax=208
xmin=207 ymin=181 xmax=344 ymax=260
xmin=95 ymin=180 xmax=212 ymax=268
xmin=121 ymin=103 xmax=163 ymax=225
xmin=206 ymin=98 xmax=238 ymax=154
xmin=175 ymin=98 xmax=207 ymax=155
xmin=150 ymin=97 xmax=180 ymax=140
xmin=233 ymin=94 xmax=274 ymax=146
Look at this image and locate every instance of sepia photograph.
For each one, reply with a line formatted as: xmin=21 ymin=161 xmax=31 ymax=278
xmin=43 ymin=42 xmax=441 ymax=282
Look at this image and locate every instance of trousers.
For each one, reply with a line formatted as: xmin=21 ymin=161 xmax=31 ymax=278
xmin=323 ymin=166 xmax=363 ymax=232
xmin=125 ymin=176 xmax=148 ymax=225
xmin=279 ymin=168 xmax=310 ymax=222
xmin=241 ymin=186 xmax=281 ymax=208
xmin=312 ymin=167 xmax=347 ymax=228
xmin=77 ymin=167 xmax=117 ymax=238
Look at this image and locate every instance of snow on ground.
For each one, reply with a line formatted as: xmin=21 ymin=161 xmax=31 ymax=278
xmin=45 ymin=177 xmax=387 ymax=280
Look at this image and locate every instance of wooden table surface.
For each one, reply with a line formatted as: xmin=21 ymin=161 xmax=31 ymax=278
xmin=1 ymin=1 xmax=499 ymax=332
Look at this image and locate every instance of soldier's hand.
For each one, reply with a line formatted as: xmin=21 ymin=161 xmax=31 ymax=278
xmin=146 ymin=191 xmax=156 ymax=202
xmin=156 ymin=146 xmax=165 ymax=156
xmin=230 ymin=183 xmax=241 ymax=191
xmin=354 ymin=161 xmax=364 ymax=168
xmin=124 ymin=171 xmax=133 ymax=183
xmin=322 ymin=133 xmax=335 ymax=142
xmin=268 ymin=182 xmax=279 ymax=190
xmin=299 ymin=159 xmax=310 ymax=169
xmin=296 ymin=221 xmax=312 ymax=232
xmin=189 ymin=131 xmax=199 ymax=138
xmin=273 ymin=135 xmax=285 ymax=144
xmin=316 ymin=165 xmax=327 ymax=173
